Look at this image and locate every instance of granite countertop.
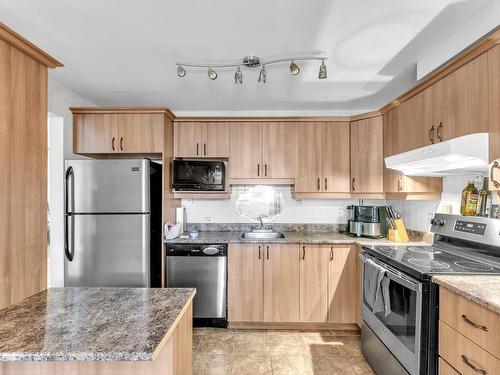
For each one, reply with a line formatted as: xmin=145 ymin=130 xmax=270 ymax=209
xmin=433 ymin=275 xmax=500 ymax=315
xmin=0 ymin=287 xmax=195 ymax=361
xmin=166 ymin=231 xmax=430 ymax=247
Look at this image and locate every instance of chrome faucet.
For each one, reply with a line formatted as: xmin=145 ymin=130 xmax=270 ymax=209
xmin=257 ymin=217 xmax=264 ymax=230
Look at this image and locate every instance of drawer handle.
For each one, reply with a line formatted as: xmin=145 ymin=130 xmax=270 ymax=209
xmin=462 ymin=355 xmax=487 ymax=374
xmin=462 ymin=314 xmax=488 ymax=332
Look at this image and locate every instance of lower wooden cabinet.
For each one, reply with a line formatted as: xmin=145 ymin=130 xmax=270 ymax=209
xmin=228 ymin=243 xmax=357 ymax=325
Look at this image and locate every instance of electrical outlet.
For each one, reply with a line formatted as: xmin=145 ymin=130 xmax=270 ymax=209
xmin=337 ymin=208 xmax=345 ymax=217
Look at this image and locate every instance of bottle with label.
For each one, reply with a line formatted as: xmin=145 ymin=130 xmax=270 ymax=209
xmin=477 ymin=177 xmax=491 ymax=217
xmin=460 ymin=180 xmax=479 ymax=216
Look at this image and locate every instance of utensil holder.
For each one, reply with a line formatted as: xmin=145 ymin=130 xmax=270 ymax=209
xmin=388 ymin=219 xmax=409 ymax=242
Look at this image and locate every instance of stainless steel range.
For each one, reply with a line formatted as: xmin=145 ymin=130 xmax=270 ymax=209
xmin=359 ymin=213 xmax=500 ymax=375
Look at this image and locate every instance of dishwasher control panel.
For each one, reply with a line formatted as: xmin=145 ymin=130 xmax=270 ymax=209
xmin=167 ymin=243 xmax=227 ymax=256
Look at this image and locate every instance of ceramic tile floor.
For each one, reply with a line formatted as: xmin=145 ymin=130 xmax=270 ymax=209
xmin=192 ymin=328 xmax=375 ymax=375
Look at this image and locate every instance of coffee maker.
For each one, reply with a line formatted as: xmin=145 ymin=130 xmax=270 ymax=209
xmin=346 ymin=205 xmax=388 ymax=238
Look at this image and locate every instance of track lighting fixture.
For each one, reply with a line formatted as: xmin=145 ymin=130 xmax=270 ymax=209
xmin=289 ymin=60 xmax=300 ymax=75
xmin=177 ymin=65 xmax=186 ymax=77
xmin=258 ymin=65 xmax=267 ymax=83
xmin=234 ymin=66 xmax=243 ymax=84
xmin=175 ymin=52 xmax=327 ymax=84
xmin=208 ymin=67 xmax=217 ymax=80
xmin=318 ymin=59 xmax=327 ymax=79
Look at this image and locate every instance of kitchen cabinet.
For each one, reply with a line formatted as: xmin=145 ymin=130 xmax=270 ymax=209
xmin=72 ymin=109 xmax=167 ymax=154
xmin=299 ymin=245 xmax=329 ymax=323
xmin=294 ymin=122 xmax=350 ymax=194
xmin=263 ymin=244 xmax=300 ymax=322
xmin=174 ymin=122 xmax=230 ymax=158
xmin=228 ymin=243 xmax=264 ymax=322
xmin=488 ymin=44 xmax=500 ymax=161
xmin=350 ymin=117 xmax=384 ymax=193
xmin=229 ymin=122 xmax=294 ymax=181
xmin=356 ymin=245 xmax=363 ymax=328
xmin=327 ymin=246 xmax=356 ymax=324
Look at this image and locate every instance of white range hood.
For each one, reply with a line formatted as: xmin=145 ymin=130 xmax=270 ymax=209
xmin=385 ymin=133 xmax=489 ymax=176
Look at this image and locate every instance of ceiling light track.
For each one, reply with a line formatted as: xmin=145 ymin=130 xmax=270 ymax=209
xmin=176 ymin=53 xmax=328 ymax=83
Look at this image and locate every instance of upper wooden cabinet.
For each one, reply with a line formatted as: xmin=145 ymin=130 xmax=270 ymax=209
xmin=350 ymin=117 xmax=384 ymax=193
xmin=229 ymin=122 xmax=294 ymax=181
xmin=174 ymin=122 xmax=229 ymax=158
xmin=294 ymin=122 xmax=350 ymax=194
xmin=72 ymin=108 xmax=170 ymax=154
xmin=488 ymin=45 xmax=500 ymax=161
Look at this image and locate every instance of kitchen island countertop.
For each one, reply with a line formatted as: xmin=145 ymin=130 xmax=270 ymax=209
xmin=0 ymin=287 xmax=195 ymax=361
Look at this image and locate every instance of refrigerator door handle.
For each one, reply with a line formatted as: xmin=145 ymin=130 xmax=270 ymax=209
xmin=65 ymin=166 xmax=74 ymax=261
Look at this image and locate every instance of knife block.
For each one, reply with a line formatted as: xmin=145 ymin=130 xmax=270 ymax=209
xmin=388 ymin=219 xmax=410 ymax=242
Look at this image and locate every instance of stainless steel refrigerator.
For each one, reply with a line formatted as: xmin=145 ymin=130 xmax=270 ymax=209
xmin=64 ymin=159 xmax=162 ymax=287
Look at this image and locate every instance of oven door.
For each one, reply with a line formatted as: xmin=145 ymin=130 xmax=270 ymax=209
xmin=172 ymin=159 xmax=226 ymax=191
xmin=360 ymin=252 xmax=423 ymax=375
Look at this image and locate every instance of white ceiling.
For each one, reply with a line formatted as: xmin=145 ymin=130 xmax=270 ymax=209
xmin=0 ymin=0 xmax=493 ymax=114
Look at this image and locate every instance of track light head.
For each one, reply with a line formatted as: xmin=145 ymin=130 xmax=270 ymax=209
xmin=234 ymin=66 xmax=243 ymax=84
xmin=177 ymin=65 xmax=186 ymax=77
xmin=208 ymin=67 xmax=217 ymax=80
xmin=289 ymin=61 xmax=300 ymax=76
xmin=258 ymin=65 xmax=267 ymax=83
xmin=318 ymin=59 xmax=327 ymax=79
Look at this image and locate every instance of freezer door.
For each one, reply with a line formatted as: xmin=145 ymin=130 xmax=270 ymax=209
xmin=65 ymin=214 xmax=150 ymax=287
xmin=65 ymin=159 xmax=150 ymax=213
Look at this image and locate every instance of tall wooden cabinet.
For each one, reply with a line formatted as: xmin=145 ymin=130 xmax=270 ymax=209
xmin=174 ymin=122 xmax=230 ymax=158
xmin=294 ymin=122 xmax=350 ymax=194
xmin=0 ymin=24 xmax=62 ymax=308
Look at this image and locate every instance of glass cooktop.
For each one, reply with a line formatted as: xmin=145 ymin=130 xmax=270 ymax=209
xmin=363 ymin=244 xmax=500 ymax=279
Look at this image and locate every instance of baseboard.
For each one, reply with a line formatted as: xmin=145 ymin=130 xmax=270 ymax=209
xmin=228 ymin=322 xmax=359 ymax=330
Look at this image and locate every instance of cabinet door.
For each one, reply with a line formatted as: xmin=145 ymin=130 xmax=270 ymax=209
xmin=294 ymin=122 xmax=323 ymax=192
xmin=229 ymin=122 xmax=262 ymax=179
xmin=263 ymin=244 xmax=300 ymax=322
xmin=299 ymin=245 xmax=328 ymax=323
xmin=435 ymin=53 xmax=489 ymax=141
xmin=117 ymin=113 xmax=164 ymax=153
xmin=322 ymin=122 xmax=350 ymax=192
xmin=262 ymin=122 xmax=294 ymax=179
xmin=327 ymin=246 xmax=356 ymax=324
xmin=73 ymin=113 xmax=118 ymax=154
xmin=174 ymin=122 xmax=202 ymax=157
xmin=202 ymin=123 xmax=230 ymax=157
xmin=489 ymin=45 xmax=500 ymax=161
xmin=383 ymin=110 xmax=403 ymax=193
xmin=408 ymin=87 xmax=436 ymax=149
xmin=350 ymin=117 xmax=384 ymax=193
xmin=228 ymin=244 xmax=264 ymax=322
xmin=355 ymin=246 xmax=363 ymax=328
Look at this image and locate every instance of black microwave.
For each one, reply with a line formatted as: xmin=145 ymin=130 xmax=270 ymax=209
xmin=172 ymin=159 xmax=226 ymax=191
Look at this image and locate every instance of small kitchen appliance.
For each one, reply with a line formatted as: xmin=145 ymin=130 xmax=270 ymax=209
xmin=172 ymin=159 xmax=226 ymax=192
xmin=360 ymin=213 xmax=500 ymax=375
xmin=347 ymin=205 xmax=388 ymax=238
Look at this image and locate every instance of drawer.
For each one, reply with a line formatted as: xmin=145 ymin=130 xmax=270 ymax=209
xmin=439 ymin=320 xmax=500 ymax=375
xmin=440 ymin=288 xmax=500 ymax=358
xmin=439 ymin=358 xmax=460 ymax=375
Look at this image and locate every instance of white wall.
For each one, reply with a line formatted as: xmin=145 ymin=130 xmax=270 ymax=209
xmin=417 ymin=1 xmax=500 ymax=79
xmin=47 ymin=77 xmax=97 ymax=287
xmin=182 ymin=185 xmax=384 ymax=224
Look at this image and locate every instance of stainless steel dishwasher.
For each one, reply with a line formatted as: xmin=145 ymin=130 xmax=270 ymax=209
xmin=166 ymin=243 xmax=227 ymax=327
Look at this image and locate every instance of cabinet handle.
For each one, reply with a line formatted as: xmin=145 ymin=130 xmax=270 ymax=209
xmin=317 ymin=178 xmax=320 ymax=191
xmin=257 ymin=164 xmax=260 ymax=177
xmin=119 ymin=137 xmax=123 ymax=151
xmin=258 ymin=245 xmax=261 ymax=259
xmin=330 ymin=247 xmax=334 ymax=261
xmin=429 ymin=125 xmax=435 ymax=144
xmin=462 ymin=314 xmax=488 ymax=331
xmin=461 ymin=355 xmax=487 ymax=374
xmin=436 ymin=122 xmax=443 ymax=142
xmin=266 ymin=245 xmax=269 ymax=260
xmin=490 ymin=160 xmax=500 ymax=188
xmin=324 ymin=178 xmax=327 ymax=191
xmin=111 ymin=137 xmax=115 ymax=151
xmin=265 ymin=164 xmax=268 ymax=177
xmin=204 ymin=143 xmax=207 ymax=156
xmin=302 ymin=246 xmax=306 ymax=260
xmin=397 ymin=176 xmax=403 ymax=192
xmin=351 ymin=178 xmax=355 ymax=192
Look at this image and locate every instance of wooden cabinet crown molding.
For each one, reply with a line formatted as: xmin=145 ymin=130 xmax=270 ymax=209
xmin=174 ymin=115 xmax=352 ymax=122
xmin=70 ymin=107 xmax=175 ymax=121
xmin=0 ymin=22 xmax=63 ymax=68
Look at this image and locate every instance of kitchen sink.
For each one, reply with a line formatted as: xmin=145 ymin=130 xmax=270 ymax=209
xmin=240 ymin=230 xmax=286 ymax=240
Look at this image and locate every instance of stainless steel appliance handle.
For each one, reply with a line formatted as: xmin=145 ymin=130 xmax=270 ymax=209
xmin=64 ymin=166 xmax=74 ymax=262
xmin=359 ymin=252 xmax=422 ymax=292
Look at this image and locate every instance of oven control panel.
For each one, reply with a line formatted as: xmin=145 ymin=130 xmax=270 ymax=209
xmin=454 ymin=220 xmax=486 ymax=235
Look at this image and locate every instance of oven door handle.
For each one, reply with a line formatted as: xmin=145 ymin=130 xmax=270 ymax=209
xmin=359 ymin=252 xmax=422 ymax=292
